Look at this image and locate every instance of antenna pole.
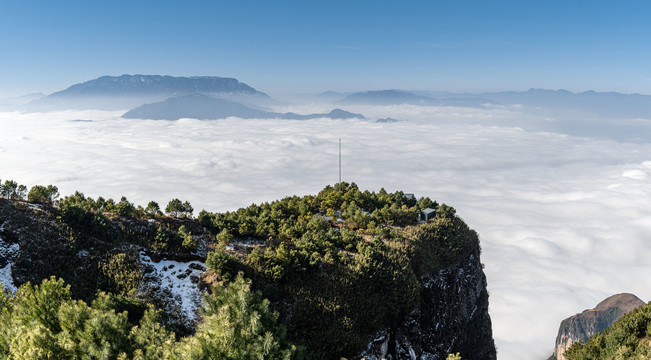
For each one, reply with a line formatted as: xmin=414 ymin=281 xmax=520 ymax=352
xmin=338 ymin=139 xmax=341 ymax=188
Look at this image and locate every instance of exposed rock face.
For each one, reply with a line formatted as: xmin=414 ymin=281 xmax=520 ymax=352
xmin=551 ymin=293 xmax=645 ymax=360
xmin=359 ymin=249 xmax=496 ymax=360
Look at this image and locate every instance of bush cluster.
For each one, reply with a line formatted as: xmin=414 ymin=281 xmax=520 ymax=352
xmin=0 ymin=276 xmax=301 ymax=360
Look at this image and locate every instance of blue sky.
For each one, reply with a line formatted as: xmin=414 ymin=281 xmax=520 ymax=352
xmin=1 ymin=0 xmax=651 ymax=97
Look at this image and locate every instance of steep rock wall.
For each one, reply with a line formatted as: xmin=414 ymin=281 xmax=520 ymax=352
xmin=359 ymin=249 xmax=496 ymax=360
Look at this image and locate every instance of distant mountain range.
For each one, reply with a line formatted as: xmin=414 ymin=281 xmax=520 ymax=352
xmin=15 ymin=74 xmax=651 ymax=123
xmin=337 ymin=90 xmax=494 ymax=108
xmin=123 ymin=94 xmax=365 ymax=120
xmin=318 ymin=88 xmax=651 ymax=119
xmin=417 ymin=88 xmax=651 ymax=118
xmin=25 ymin=74 xmax=272 ymax=111
xmin=0 ymin=93 xmax=44 ymax=110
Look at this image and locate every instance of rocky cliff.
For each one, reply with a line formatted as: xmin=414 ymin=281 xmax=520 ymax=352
xmin=550 ymin=293 xmax=645 ymax=360
xmin=359 ymin=246 xmax=496 ymax=360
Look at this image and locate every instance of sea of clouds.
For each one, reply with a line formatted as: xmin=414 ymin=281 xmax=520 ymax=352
xmin=2 ymin=104 xmax=651 ymax=359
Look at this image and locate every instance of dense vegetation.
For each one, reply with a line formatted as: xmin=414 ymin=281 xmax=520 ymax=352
xmin=198 ymin=183 xmax=477 ymax=359
xmin=0 ymin=276 xmax=301 ymax=359
xmin=0 ymin=179 xmax=481 ymax=359
xmin=565 ymin=302 xmax=651 ymax=360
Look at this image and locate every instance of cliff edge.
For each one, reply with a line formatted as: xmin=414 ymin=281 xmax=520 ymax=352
xmin=358 ymin=223 xmax=496 ymax=360
xmin=550 ymin=293 xmax=645 ymax=360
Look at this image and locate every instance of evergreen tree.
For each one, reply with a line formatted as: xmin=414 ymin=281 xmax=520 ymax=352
xmin=178 ymin=274 xmax=302 ymax=359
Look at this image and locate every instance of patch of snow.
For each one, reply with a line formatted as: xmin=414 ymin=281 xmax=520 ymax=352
xmin=0 ymin=263 xmax=16 ymax=293
xmin=408 ymin=345 xmax=417 ymax=360
xmin=225 ymin=238 xmax=267 ymax=252
xmin=0 ymin=237 xmax=19 ymax=293
xmin=380 ymin=336 xmax=388 ymax=358
xmin=139 ymin=251 xmax=205 ymax=322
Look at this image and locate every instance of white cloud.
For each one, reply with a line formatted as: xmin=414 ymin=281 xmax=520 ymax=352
xmin=2 ymin=106 xmax=651 ymax=360
xmin=622 ymin=169 xmax=647 ymax=180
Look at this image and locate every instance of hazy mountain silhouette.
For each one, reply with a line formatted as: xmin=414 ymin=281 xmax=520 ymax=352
xmin=338 ymin=89 xmax=493 ymax=108
xmin=417 ymin=88 xmax=651 ymax=119
xmin=0 ymin=93 xmax=44 ymax=110
xmin=25 ymin=74 xmax=271 ymax=111
xmin=122 ymin=94 xmax=365 ymax=120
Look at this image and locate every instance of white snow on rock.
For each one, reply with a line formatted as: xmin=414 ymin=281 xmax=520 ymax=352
xmin=225 ymin=237 xmax=267 ymax=252
xmin=0 ymin=234 xmax=19 ymax=293
xmin=139 ymin=251 xmax=205 ymax=321
xmin=0 ymin=263 xmax=16 ymax=293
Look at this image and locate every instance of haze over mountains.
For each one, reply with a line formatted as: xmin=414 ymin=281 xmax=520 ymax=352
xmin=312 ymin=88 xmax=651 ymax=142
xmin=123 ymin=94 xmax=364 ymax=120
xmin=24 ymin=74 xmax=272 ymax=111
xmin=8 ymin=74 xmax=651 ymax=132
xmin=337 ymin=89 xmax=495 ymax=108
xmin=418 ymin=88 xmax=651 ymax=119
xmin=322 ymin=88 xmax=651 ymax=119
xmin=17 ymin=74 xmax=364 ymax=120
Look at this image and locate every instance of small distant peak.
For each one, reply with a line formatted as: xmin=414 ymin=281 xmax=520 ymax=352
xmin=320 ymin=91 xmax=342 ymax=96
xmin=375 ymin=117 xmax=399 ymax=123
xmin=327 ymin=108 xmax=365 ymax=119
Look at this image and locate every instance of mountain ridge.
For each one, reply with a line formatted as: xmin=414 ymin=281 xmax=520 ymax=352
xmin=49 ymin=74 xmax=267 ymax=97
xmin=25 ymin=74 xmax=271 ymax=111
xmin=122 ymin=94 xmax=365 ymax=120
xmin=337 ymin=89 xmax=493 ymax=108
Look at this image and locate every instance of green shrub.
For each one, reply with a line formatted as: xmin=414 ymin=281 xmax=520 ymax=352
xmin=179 ymin=225 xmax=197 ymax=250
xmin=206 ymin=251 xmax=244 ymax=279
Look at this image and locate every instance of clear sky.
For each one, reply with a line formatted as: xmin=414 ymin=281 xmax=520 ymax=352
xmin=2 ymin=0 xmax=651 ymax=97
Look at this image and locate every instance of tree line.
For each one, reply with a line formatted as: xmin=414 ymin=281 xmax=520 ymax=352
xmin=0 ymin=178 xmax=193 ymax=219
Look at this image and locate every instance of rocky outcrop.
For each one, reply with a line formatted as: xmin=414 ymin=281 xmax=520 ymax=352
xmin=550 ymin=293 xmax=645 ymax=360
xmin=359 ymin=249 xmax=496 ymax=360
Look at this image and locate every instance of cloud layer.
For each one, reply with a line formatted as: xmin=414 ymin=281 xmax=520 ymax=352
xmin=2 ymin=106 xmax=651 ymax=359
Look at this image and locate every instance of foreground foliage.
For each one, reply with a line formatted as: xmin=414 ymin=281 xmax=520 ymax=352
xmin=0 ymin=276 xmax=300 ymax=360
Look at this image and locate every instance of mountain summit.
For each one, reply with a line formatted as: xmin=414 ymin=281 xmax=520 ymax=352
xmin=25 ymin=74 xmax=270 ymax=111
xmin=49 ymin=74 xmax=266 ymax=97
